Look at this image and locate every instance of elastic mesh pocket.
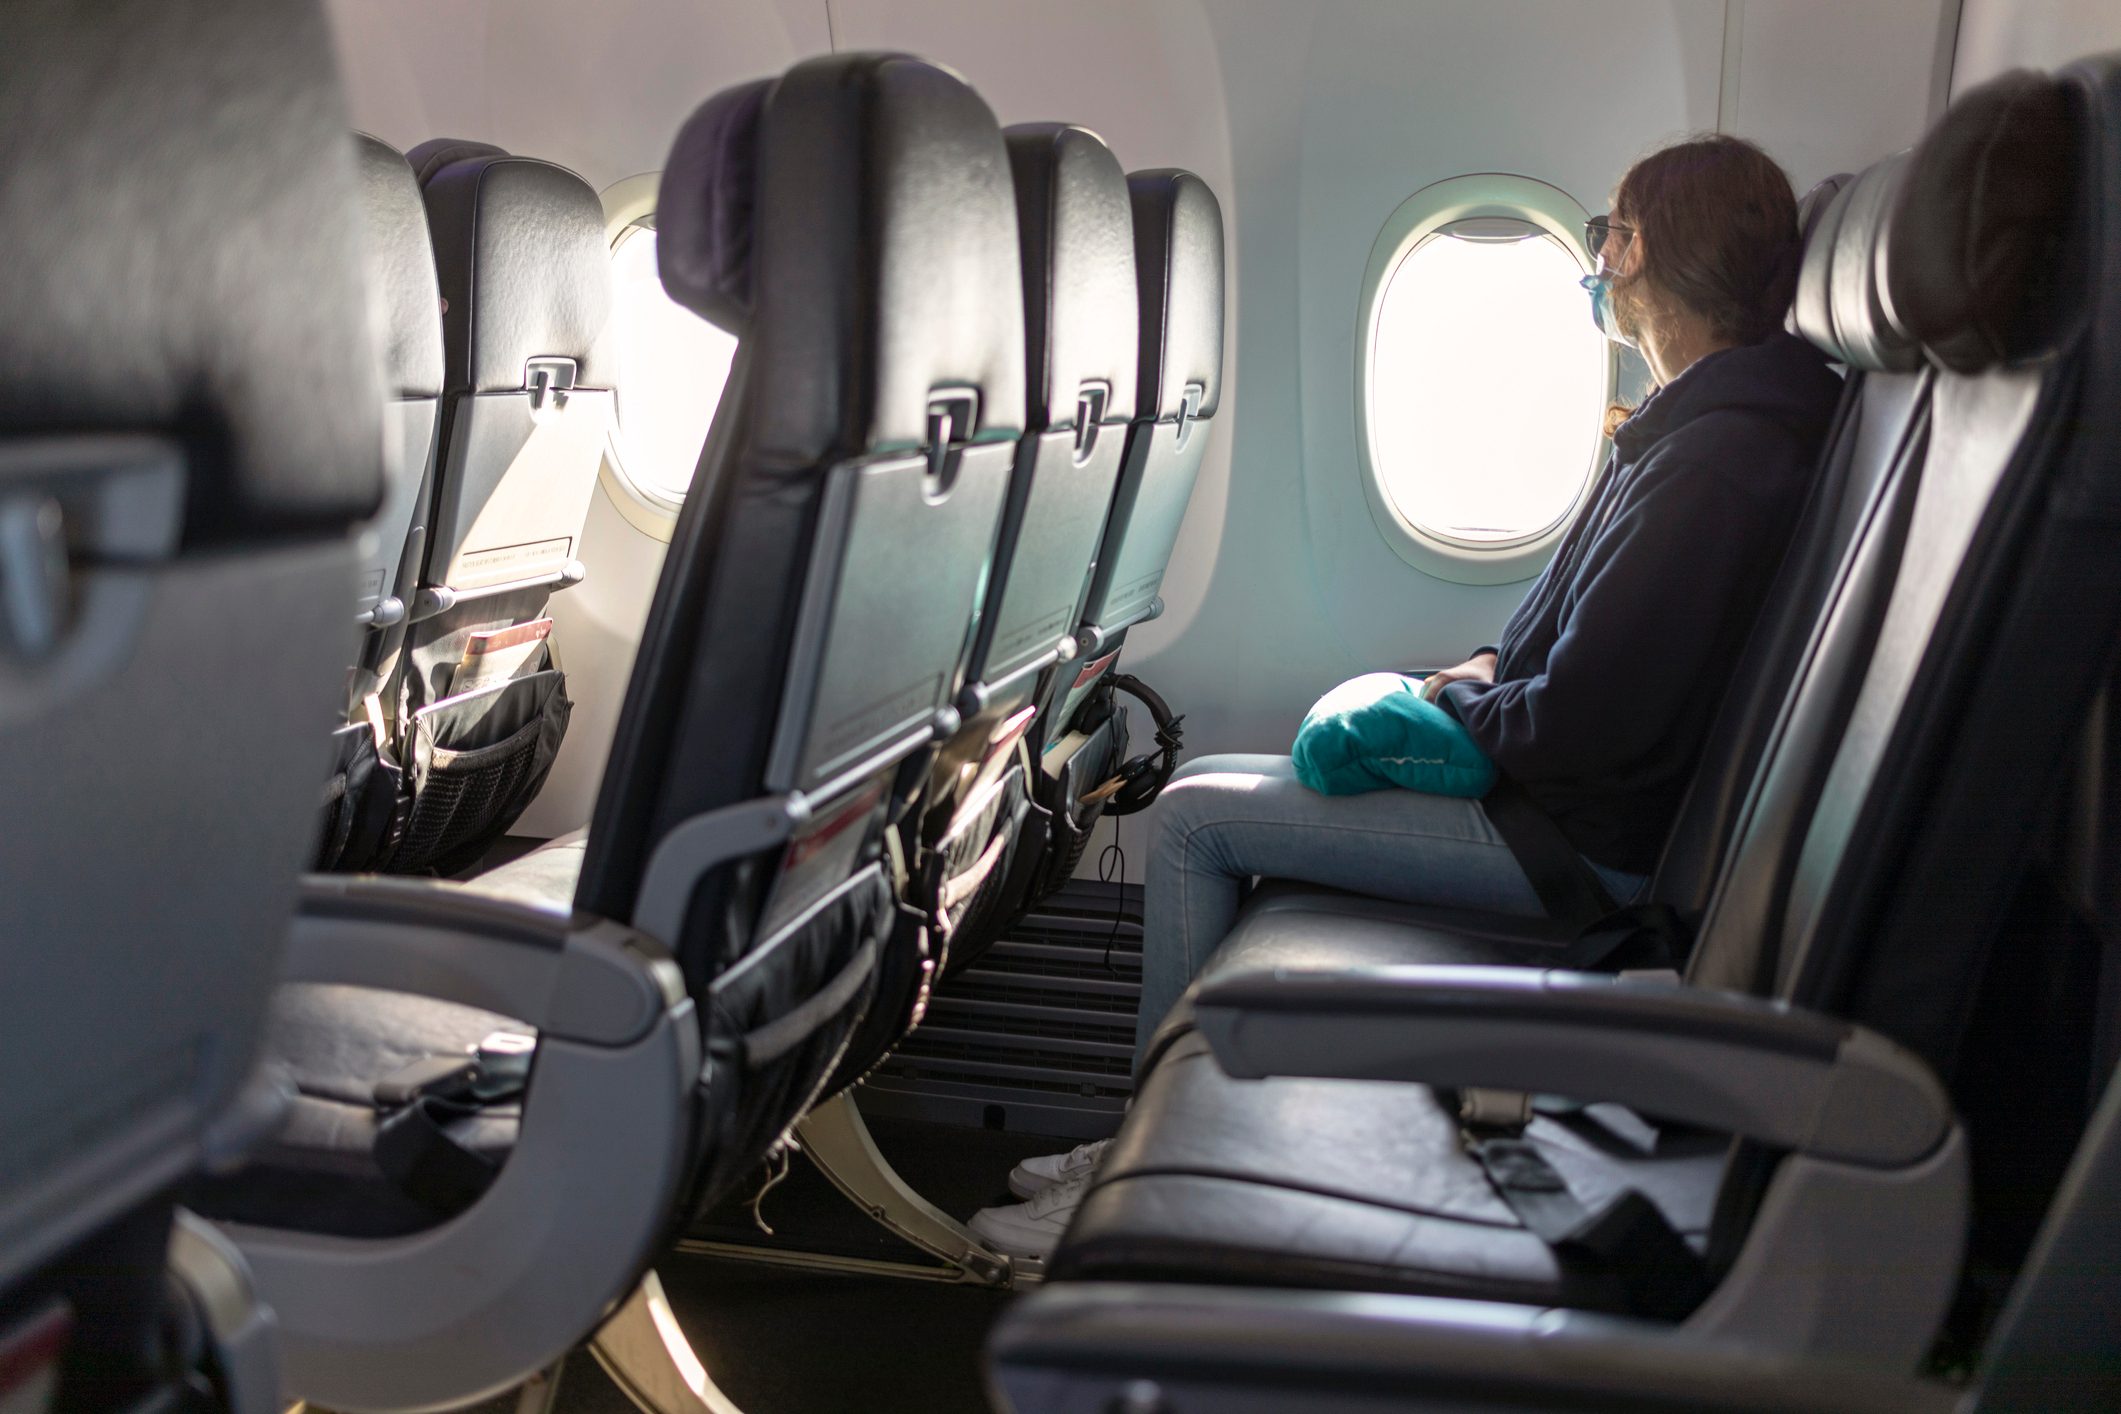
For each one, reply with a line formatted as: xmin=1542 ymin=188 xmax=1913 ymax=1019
xmin=689 ymin=863 xmax=892 ymax=1215
xmin=394 ymin=736 xmax=541 ymax=868
xmin=390 ymin=667 xmax=571 ymax=876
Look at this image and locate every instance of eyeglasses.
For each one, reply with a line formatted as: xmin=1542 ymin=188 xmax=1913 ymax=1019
xmin=1584 ymin=214 xmax=1635 ymax=262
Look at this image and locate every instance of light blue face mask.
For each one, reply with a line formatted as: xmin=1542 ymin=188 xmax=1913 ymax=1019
xmin=1580 ymin=270 xmax=1635 ymax=347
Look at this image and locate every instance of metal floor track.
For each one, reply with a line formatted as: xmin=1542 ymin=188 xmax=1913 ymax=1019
xmin=858 ymin=879 xmax=1143 ymax=1140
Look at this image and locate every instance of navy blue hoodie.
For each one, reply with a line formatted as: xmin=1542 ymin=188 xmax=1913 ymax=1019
xmin=1441 ymin=331 xmax=1844 ymax=875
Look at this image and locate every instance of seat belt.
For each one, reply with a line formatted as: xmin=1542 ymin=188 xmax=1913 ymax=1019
xmin=1482 ymin=777 xmax=1617 ymax=929
xmin=1481 ymin=774 xmax=1694 ymax=968
xmin=1471 ymin=1134 xmax=1709 ymax=1320
xmin=369 ymin=1032 xmax=533 ymax=1216
xmin=374 ymin=1092 xmax=500 ymax=1213
xmin=1455 ymin=891 xmax=1691 ymax=1135
xmin=1562 ymin=900 xmax=1689 ymax=972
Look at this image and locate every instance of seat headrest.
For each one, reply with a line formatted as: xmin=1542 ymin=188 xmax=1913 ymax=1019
xmin=1795 ymin=173 xmax=1852 ymax=251
xmin=1885 ymin=69 xmax=2077 ymax=373
xmin=1129 ymin=170 xmax=1225 ymax=423
xmin=1790 ymin=156 xmax=1923 ymax=372
xmin=414 ymin=142 xmax=615 ymax=394
xmin=659 ymin=53 xmax=1026 ymax=463
xmin=657 ymin=80 xmax=768 ymax=334
xmin=0 ymin=0 xmax=382 ymax=546
xmin=405 ymin=138 xmax=509 ymax=188
xmin=1004 ymin=124 xmax=1139 ymax=430
xmin=356 ymin=136 xmax=444 ymax=401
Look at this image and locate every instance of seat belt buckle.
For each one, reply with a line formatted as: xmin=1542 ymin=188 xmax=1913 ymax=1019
xmin=1459 ymin=1087 xmax=1534 ymax=1130
xmin=373 ymin=1054 xmax=479 ymax=1108
xmin=468 ymin=1031 xmax=535 ymax=1101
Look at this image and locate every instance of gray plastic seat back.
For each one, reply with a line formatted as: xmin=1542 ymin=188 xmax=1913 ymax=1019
xmin=400 ymin=142 xmax=614 ymax=694
xmin=326 ymin=143 xmax=614 ymax=875
xmin=1080 ymin=170 xmax=1223 ymax=639
xmin=958 ymin=124 xmax=1140 ymax=719
xmin=0 ymin=0 xmax=381 ymax=1394
xmin=1059 ymin=169 xmax=1223 ymax=727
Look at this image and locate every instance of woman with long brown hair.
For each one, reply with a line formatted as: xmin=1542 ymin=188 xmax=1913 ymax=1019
xmin=971 ymin=134 xmax=1844 ymax=1258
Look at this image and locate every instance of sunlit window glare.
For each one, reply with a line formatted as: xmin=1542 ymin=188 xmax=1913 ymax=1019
xmin=609 ymin=224 xmax=737 ymax=502
xmin=1368 ymin=228 xmax=1608 ymax=543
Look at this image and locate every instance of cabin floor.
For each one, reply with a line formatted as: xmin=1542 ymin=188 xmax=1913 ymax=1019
xmin=445 ymin=1116 xmax=1061 ymax=1414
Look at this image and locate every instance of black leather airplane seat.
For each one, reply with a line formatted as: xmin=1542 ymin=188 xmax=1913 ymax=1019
xmin=0 ymin=0 xmax=385 ymax=1406
xmin=190 ymin=53 xmax=1029 ymax=1408
xmin=1021 ymin=61 xmax=2104 ymax=1376
xmin=318 ymin=134 xmax=449 ymax=871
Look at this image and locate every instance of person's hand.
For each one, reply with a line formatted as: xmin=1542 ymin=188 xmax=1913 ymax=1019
xmin=1420 ymin=652 xmax=1496 ymax=702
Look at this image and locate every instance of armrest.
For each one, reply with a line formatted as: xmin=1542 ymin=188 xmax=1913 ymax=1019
xmin=287 ymin=873 xmax=684 ymax=1045
xmin=228 ymin=873 xmax=700 ymax=1411
xmin=989 ymin=1284 xmax=1959 ymax=1414
xmin=1194 ymin=965 xmax=1950 ymax=1167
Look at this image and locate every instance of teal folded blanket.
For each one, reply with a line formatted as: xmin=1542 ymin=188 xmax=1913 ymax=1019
xmin=1292 ymin=672 xmax=1497 ymax=798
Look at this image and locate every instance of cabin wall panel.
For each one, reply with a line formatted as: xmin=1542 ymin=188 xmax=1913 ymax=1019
xmin=324 ymin=0 xmax=1953 ymax=849
xmin=325 ymin=0 xmax=829 ymax=187
xmin=1736 ymin=0 xmax=1946 ymax=185
xmin=1953 ymin=0 xmax=2121 ymax=92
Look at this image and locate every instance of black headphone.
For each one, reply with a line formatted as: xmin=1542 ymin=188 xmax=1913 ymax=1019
xmin=1101 ymin=672 xmax=1186 ymax=816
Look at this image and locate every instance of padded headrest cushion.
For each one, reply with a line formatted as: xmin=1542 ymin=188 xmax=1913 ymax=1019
xmin=355 ymin=135 xmax=444 ymax=400
xmin=1004 ymin=124 xmax=1139 ymax=429
xmin=1130 ymin=170 xmax=1225 ymax=422
xmin=405 ymin=138 xmax=509 ymax=188
xmin=1791 ymin=156 xmax=1922 ymax=372
xmin=416 ymin=144 xmax=614 ymax=393
xmin=1885 ymin=69 xmax=2077 ymax=373
xmin=0 ymin=0 xmax=383 ymax=546
xmin=661 ymin=53 xmax=1026 ymax=463
xmin=658 ymin=79 xmax=768 ymax=334
xmin=1795 ymin=173 xmax=1852 ymax=252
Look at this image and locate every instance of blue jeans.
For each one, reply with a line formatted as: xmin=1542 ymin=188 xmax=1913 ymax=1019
xmin=1135 ymin=753 xmax=1648 ymax=1065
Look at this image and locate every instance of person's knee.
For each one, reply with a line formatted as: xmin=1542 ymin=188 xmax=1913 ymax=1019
xmin=1155 ymin=754 xmax=1255 ymax=834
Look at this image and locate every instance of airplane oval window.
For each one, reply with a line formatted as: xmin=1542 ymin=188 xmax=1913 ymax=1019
xmin=606 ymin=221 xmax=737 ymax=507
xmin=1356 ymin=176 xmax=1614 ymax=584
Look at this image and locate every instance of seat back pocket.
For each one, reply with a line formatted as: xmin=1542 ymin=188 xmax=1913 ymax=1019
xmin=692 ymin=862 xmax=892 ymax=1211
xmin=389 ymin=662 xmax=571 ymax=876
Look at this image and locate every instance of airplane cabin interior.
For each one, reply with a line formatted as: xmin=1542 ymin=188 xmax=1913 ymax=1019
xmin=5 ymin=1 xmax=2121 ymax=1411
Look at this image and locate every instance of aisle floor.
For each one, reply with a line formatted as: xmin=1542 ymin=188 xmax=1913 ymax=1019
xmin=547 ymin=1115 xmax=1075 ymax=1414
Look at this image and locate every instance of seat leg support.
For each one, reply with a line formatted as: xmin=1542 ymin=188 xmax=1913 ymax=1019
xmin=791 ymin=1092 xmax=1016 ymax=1287
xmin=512 ymin=1361 xmax=566 ymax=1414
xmin=589 ymin=1271 xmax=748 ymax=1414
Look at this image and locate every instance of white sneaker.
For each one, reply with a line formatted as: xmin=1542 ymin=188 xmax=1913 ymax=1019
xmin=967 ymin=1172 xmax=1094 ymax=1260
xmin=1006 ymin=1138 xmax=1114 ymax=1199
